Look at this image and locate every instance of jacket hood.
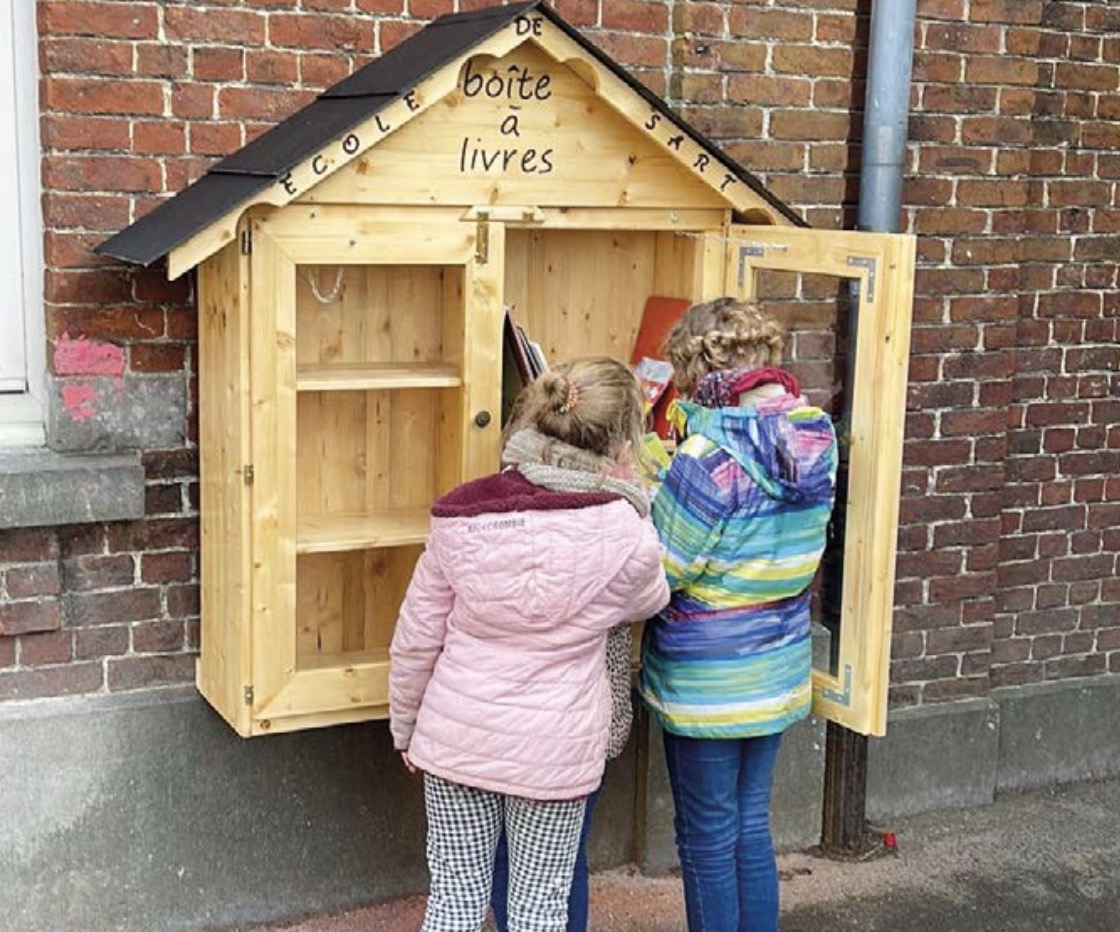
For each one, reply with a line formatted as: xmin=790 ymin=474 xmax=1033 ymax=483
xmin=672 ymin=394 xmax=837 ymax=503
xmin=432 ymin=468 xmax=620 ymax=517
xmin=429 ymin=470 xmax=648 ymax=628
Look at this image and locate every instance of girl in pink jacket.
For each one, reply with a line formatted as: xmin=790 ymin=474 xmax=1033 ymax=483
xmin=390 ymin=356 xmax=670 ymax=932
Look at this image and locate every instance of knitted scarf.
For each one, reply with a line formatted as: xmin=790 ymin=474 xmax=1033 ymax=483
xmin=695 ymin=366 xmax=801 ymax=408
xmin=500 ymin=426 xmax=645 ymax=760
xmin=501 ymin=428 xmax=649 ymax=518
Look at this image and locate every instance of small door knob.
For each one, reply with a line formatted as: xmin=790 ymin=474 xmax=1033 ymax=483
xmin=474 ymin=410 xmax=492 ymax=428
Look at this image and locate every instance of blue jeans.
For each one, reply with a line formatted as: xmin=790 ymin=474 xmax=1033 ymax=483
xmin=663 ymin=731 xmax=783 ymax=932
xmin=491 ymin=785 xmax=601 ymax=932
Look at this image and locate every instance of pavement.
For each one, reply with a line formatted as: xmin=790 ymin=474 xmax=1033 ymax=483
xmin=244 ymin=777 xmax=1120 ymax=932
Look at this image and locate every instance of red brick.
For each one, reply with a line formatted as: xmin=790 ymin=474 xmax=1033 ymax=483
xmin=892 ymin=655 xmax=960 ymax=682
xmin=133 ymin=621 xmax=186 ymax=654
xmin=813 ymin=78 xmax=863 ymax=110
xmin=137 ymin=44 xmax=189 ymax=79
xmin=603 ymin=0 xmax=669 ymax=32
xmin=672 ymin=3 xmax=725 ymax=36
xmin=246 ymin=50 xmax=297 ymax=85
xmin=1006 ymin=27 xmax=1043 ymax=56
xmin=969 ymin=0 xmax=1042 ymax=24
xmin=724 ymin=141 xmax=806 ymax=173
xmin=815 ymin=13 xmax=858 ymax=43
xmin=378 ymin=20 xmax=425 ymax=53
xmin=913 ymin=208 xmax=988 ymax=235
xmin=107 ymin=654 xmax=195 ymax=692
xmin=142 ymin=450 xmax=199 ymax=481
xmin=961 ymin=115 xmax=1032 ymax=145
xmin=5 ymin=564 xmax=62 ymax=599
xmin=41 ymin=115 xmax=131 ymax=152
xmin=40 ymin=1 xmax=159 ymax=39
xmin=923 ymin=84 xmax=999 ymax=114
xmin=44 ymin=155 xmax=163 ymax=194
xmin=141 ymin=552 xmax=194 ymax=584
xmin=60 ymin=554 xmax=135 ymax=591
xmin=1048 ymin=180 xmax=1113 ymax=207
xmin=299 ymin=54 xmax=354 ymax=90
xmin=925 ymin=22 xmax=1002 ymax=53
xmin=730 ymin=8 xmax=813 ymax=40
xmin=930 ymin=572 xmax=996 ymax=602
xmin=132 ymin=121 xmax=188 ymax=157
xmin=270 ymin=13 xmax=373 ymax=51
xmin=548 ymin=0 xmax=596 ymax=27
xmin=167 ymin=584 xmax=201 ymax=619
xmin=41 ymin=37 xmax=133 ymax=75
xmin=1055 ymin=62 xmax=1119 ymax=92
xmin=42 ymin=193 xmax=131 ymax=231
xmin=912 ymin=51 xmax=964 ymax=83
xmin=67 ymin=589 xmax=161 ymax=627
xmin=991 ymin=663 xmax=1044 ymax=688
xmin=0 ymin=601 xmax=62 ymax=637
xmin=75 ymin=625 xmax=129 ymax=660
xmin=1086 ymin=6 xmax=1120 ymax=33
xmin=166 ymin=7 xmax=265 ymax=44
xmin=768 ymin=109 xmax=853 ymax=144
xmin=19 ymin=631 xmax=74 ymax=666
xmin=44 ymin=78 xmax=165 ymax=116
xmin=771 ymin=45 xmax=854 ymax=77
xmin=218 ymin=86 xmax=313 ymax=122
xmin=171 ymin=84 xmax=216 ymax=120
xmin=1044 ymin=654 xmax=1107 ymax=679
xmin=192 ymin=47 xmax=246 ymax=83
xmin=0 ymin=663 xmax=103 ymax=701
xmin=727 ymin=75 xmax=812 ymax=107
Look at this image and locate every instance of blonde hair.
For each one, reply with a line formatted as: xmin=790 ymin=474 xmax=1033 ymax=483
xmin=662 ymin=297 xmax=786 ymax=396
xmin=503 ymin=356 xmax=645 ymax=460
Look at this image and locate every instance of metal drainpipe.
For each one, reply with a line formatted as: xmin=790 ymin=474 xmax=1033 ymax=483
xmin=822 ymin=0 xmax=918 ymax=855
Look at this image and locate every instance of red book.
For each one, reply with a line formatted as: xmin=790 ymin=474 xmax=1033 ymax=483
xmin=630 ymin=296 xmax=691 ymax=438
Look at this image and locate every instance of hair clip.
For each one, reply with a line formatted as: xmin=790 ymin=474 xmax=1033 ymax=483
xmin=558 ymin=382 xmax=581 ymax=414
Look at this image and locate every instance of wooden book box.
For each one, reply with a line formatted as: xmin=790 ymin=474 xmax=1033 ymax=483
xmin=99 ymin=1 xmax=915 ymax=737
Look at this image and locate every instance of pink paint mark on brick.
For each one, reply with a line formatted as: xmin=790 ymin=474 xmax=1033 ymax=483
xmin=61 ymin=383 xmax=99 ymax=422
xmin=52 ymin=333 xmax=126 ymax=378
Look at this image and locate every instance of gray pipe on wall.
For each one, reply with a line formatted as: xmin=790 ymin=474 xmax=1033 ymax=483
xmin=857 ymin=0 xmax=918 ymax=234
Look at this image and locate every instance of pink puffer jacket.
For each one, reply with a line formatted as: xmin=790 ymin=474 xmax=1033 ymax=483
xmin=389 ymin=470 xmax=669 ymax=801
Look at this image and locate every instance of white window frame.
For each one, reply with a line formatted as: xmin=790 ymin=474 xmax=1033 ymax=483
xmin=0 ymin=0 xmax=45 ymax=447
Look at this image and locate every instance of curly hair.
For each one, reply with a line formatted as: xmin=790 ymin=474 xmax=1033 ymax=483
xmin=661 ymin=297 xmax=786 ymax=396
xmin=502 ymin=356 xmax=645 ymax=460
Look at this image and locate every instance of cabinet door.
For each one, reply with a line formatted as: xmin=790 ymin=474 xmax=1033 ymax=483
xmin=713 ymin=225 xmax=916 ymax=736
xmin=247 ymin=208 xmax=503 ymax=734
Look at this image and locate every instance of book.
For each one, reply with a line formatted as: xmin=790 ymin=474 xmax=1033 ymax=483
xmin=629 ymin=296 xmax=691 ymax=439
xmin=633 ymin=357 xmax=674 ymax=415
xmin=501 ymin=306 xmax=549 ymax=427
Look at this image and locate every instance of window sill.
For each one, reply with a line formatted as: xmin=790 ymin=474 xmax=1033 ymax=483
xmin=0 ymin=449 xmax=145 ymax=529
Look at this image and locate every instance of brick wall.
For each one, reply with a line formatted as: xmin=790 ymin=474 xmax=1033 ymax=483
xmin=2 ymin=0 xmax=1117 ymax=707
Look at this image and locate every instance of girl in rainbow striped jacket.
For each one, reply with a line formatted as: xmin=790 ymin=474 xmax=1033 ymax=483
xmin=639 ymin=297 xmax=838 ymax=932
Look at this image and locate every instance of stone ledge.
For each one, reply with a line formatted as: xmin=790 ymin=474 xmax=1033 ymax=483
xmin=0 ymin=449 xmax=145 ymax=529
xmin=868 ymin=697 xmax=1000 ymax=822
xmin=994 ymin=674 xmax=1120 ymax=792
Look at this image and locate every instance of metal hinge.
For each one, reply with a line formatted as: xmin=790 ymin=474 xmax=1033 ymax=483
xmin=243 ymin=685 xmax=254 ymax=706
xmin=243 ymin=464 xmax=255 ymax=486
xmin=240 ymin=228 xmax=252 ymax=255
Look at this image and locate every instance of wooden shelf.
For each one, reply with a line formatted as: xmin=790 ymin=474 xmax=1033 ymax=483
xmin=297 ymin=508 xmax=430 ymax=554
xmin=297 ymin=648 xmax=390 ymax=672
xmin=296 ymin=362 xmax=461 ymax=392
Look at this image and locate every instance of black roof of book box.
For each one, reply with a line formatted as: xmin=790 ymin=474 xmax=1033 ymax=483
xmin=97 ymin=0 xmax=804 ymax=270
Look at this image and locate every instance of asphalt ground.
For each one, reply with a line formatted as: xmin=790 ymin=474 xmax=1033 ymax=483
xmin=245 ymin=776 xmax=1120 ymax=932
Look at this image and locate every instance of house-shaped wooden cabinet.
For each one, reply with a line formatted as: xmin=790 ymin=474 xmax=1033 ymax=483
xmin=100 ymin=1 xmax=915 ymax=738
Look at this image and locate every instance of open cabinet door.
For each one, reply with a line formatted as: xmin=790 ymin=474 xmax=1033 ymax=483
xmin=718 ymin=225 xmax=916 ymax=736
xmin=245 ymin=208 xmax=503 ymax=734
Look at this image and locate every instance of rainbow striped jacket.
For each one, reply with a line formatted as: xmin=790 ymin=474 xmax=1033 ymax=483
xmin=639 ymin=390 xmax=838 ymax=739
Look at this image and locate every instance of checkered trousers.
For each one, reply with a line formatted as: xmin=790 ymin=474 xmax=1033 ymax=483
xmin=422 ymin=774 xmax=586 ymax=932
